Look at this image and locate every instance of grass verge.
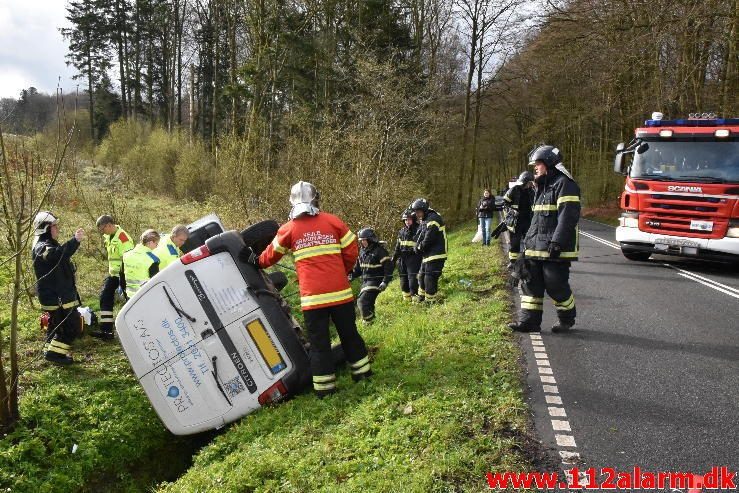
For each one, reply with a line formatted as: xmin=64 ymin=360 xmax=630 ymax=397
xmin=158 ymin=223 xmax=533 ymax=492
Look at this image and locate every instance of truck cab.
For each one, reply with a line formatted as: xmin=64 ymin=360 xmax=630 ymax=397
xmin=613 ymin=114 xmax=739 ymax=262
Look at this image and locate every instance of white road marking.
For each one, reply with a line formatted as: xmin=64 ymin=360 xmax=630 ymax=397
xmin=540 ymin=375 xmax=557 ymax=384
xmin=535 ymin=352 xmax=548 ymax=359
xmin=548 ymin=406 xmax=567 ymax=417
xmin=559 ymin=450 xmax=580 ymax=462
xmin=529 ymin=334 xmax=542 ymax=340
xmin=546 ymin=395 xmax=563 ymax=405
xmin=580 ymin=228 xmax=739 ymax=300
xmin=542 ymin=384 xmax=559 ymax=394
xmin=536 ymin=359 xmax=550 ymax=366
xmin=551 ymin=419 xmax=571 ymax=431
xmin=556 ymin=434 xmax=577 ymax=447
xmin=532 ymin=340 xmax=545 ymax=346
xmin=533 ymin=346 xmax=547 ymax=353
xmin=538 ymin=366 xmax=553 ymax=375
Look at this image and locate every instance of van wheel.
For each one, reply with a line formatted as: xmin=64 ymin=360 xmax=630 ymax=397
xmin=240 ymin=220 xmax=279 ymax=255
xmin=622 ymin=249 xmax=651 ymax=261
xmin=267 ymin=271 xmax=288 ymax=292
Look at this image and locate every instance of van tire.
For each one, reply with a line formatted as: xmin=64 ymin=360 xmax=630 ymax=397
xmin=267 ymin=271 xmax=288 ymax=292
xmin=240 ymin=220 xmax=280 ymax=255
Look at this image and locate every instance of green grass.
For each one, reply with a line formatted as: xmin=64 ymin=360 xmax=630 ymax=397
xmin=158 ymin=224 xmax=532 ymax=493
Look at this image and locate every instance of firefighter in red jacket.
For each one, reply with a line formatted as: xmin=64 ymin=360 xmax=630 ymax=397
xmin=241 ymin=181 xmax=371 ymax=397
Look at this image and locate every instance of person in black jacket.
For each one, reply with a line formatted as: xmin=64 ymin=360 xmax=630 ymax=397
xmin=411 ymin=198 xmax=448 ymax=303
xmin=509 ymin=145 xmax=581 ymax=334
xmin=351 ymin=228 xmax=393 ymax=323
xmin=502 ymin=171 xmax=535 ymax=267
xmin=477 ymin=189 xmax=496 ymax=246
xmin=391 ymin=209 xmax=422 ymax=301
xmin=31 ymin=211 xmax=86 ymax=365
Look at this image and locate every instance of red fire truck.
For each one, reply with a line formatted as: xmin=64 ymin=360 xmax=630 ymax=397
xmin=613 ymin=113 xmax=739 ymax=262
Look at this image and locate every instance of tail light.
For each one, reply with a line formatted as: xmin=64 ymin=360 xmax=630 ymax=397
xmin=258 ymin=380 xmax=288 ymax=405
xmin=181 ymin=245 xmax=211 ymax=264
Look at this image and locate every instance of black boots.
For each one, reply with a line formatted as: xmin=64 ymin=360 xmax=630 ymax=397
xmin=551 ymin=320 xmax=575 ymax=333
xmin=507 ymin=322 xmax=541 ymax=333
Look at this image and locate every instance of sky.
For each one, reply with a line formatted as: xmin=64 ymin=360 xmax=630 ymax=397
xmin=0 ymin=0 xmax=77 ymax=99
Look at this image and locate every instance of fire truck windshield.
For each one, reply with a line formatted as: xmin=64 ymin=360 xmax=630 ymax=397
xmin=630 ymin=140 xmax=739 ymax=183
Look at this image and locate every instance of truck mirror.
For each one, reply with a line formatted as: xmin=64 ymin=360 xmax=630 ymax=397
xmin=614 ymin=143 xmax=626 ymax=174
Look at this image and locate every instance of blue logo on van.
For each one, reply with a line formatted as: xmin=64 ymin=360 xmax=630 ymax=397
xmin=167 ymin=386 xmax=180 ymax=398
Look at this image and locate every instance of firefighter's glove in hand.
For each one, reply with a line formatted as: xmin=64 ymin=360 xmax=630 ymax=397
xmin=378 ymin=282 xmax=387 ymax=292
xmin=547 ymin=242 xmax=561 ymax=259
xmin=239 ymin=247 xmax=259 ymax=267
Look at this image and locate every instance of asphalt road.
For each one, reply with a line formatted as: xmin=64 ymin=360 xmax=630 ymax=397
xmin=513 ymin=219 xmax=739 ymax=481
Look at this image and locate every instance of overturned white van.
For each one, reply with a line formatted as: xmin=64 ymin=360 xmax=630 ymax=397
xmin=115 ymin=221 xmax=312 ymax=435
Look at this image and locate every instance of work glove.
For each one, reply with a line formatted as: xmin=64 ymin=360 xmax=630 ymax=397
xmin=378 ymin=282 xmax=387 ymax=292
xmin=239 ymin=246 xmax=260 ymax=267
xmin=547 ymin=241 xmax=561 ymax=259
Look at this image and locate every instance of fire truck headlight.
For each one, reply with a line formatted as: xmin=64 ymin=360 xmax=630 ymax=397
xmin=726 ymin=220 xmax=739 ymax=238
xmin=619 ymin=212 xmax=639 ymax=228
xmin=659 ymin=129 xmax=673 ymax=138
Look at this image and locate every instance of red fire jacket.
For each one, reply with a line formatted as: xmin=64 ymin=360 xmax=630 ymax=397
xmin=258 ymin=212 xmax=358 ymax=310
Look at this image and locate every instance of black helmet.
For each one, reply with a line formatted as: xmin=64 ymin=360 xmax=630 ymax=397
xmin=357 ymin=227 xmax=378 ymax=243
xmin=528 ymin=145 xmax=563 ymax=168
xmin=516 ymin=170 xmax=534 ymax=184
xmin=401 ymin=208 xmax=415 ymax=221
xmin=410 ymin=198 xmax=429 ymax=212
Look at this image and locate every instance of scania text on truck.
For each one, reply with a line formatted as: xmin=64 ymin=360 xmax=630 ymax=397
xmin=613 ymin=113 xmax=739 ymax=262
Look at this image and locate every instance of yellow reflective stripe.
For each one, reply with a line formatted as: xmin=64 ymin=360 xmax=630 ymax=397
xmin=40 ymin=300 xmax=79 ymax=311
xmin=313 ymin=382 xmax=337 ymax=391
xmin=300 ymin=288 xmax=354 ymax=307
xmin=271 ymin=237 xmax=290 ymax=254
xmin=293 ymin=243 xmax=341 ymax=261
xmin=418 ymin=288 xmax=426 ymax=296
xmin=360 ymin=263 xmax=383 ymax=268
xmin=503 ymin=196 xmax=512 ymax=202
xmin=509 ymin=252 xmax=520 ymax=259
xmin=350 ymin=356 xmax=370 ymax=369
xmin=399 ymin=240 xmax=416 ymax=247
xmin=422 ymin=254 xmax=447 ymax=263
xmin=521 ymin=302 xmax=544 ymax=311
xmin=340 ymin=231 xmax=356 ymax=248
xmin=47 ymin=345 xmax=70 ymax=356
xmin=360 ymin=286 xmax=381 ymax=293
xmin=380 ymin=256 xmax=391 ymax=263
xmin=510 ymin=204 xmax=519 ymax=209
xmin=521 ymin=296 xmax=543 ymax=304
xmin=351 ymin=362 xmax=371 ymax=375
xmin=426 ymin=221 xmax=446 ymax=229
xmin=525 ymin=249 xmax=578 ymax=259
xmin=557 ymin=195 xmax=580 ymax=206
xmin=98 ymin=311 xmax=114 ymax=316
xmin=50 ymin=340 xmax=72 ymax=350
xmin=533 ymin=204 xmax=558 ymax=212
xmin=312 ymin=374 xmax=336 ymax=383
xmin=554 ymin=295 xmax=575 ymax=310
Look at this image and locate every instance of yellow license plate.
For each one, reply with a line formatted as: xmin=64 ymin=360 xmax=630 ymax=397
xmin=245 ymin=319 xmax=286 ymax=375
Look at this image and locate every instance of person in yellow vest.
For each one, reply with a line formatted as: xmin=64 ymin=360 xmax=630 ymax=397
xmin=95 ymin=215 xmax=135 ymax=340
xmin=154 ymin=224 xmax=189 ymax=270
xmin=123 ymin=230 xmax=161 ymax=298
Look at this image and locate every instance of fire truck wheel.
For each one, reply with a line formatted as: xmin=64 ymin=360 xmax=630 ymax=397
xmin=240 ymin=220 xmax=280 ymax=255
xmin=621 ymin=249 xmax=652 ymax=261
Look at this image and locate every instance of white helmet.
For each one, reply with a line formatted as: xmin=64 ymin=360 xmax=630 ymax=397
xmin=33 ymin=211 xmax=58 ymax=236
xmin=288 ymin=181 xmax=320 ymax=219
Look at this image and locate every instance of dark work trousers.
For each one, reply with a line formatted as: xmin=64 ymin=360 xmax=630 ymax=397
xmin=508 ymin=233 xmax=523 ymax=261
xmin=302 ymin=301 xmax=370 ymax=392
xmin=98 ymin=274 xmax=124 ymax=332
xmin=398 ymin=254 xmax=421 ymax=299
xmin=418 ymin=259 xmax=445 ymax=300
xmin=520 ymin=260 xmax=576 ymax=326
xmin=358 ymin=280 xmax=382 ymax=321
xmin=45 ymin=307 xmax=82 ymax=356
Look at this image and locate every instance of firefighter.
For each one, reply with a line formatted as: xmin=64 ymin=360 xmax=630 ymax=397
xmin=95 ymin=215 xmax=134 ymax=340
xmin=154 ymin=224 xmax=189 ymax=270
xmin=122 ymin=229 xmax=161 ymax=298
xmin=502 ymin=171 xmax=535 ymax=268
xmin=509 ymin=145 xmax=581 ymax=333
xmin=242 ymin=181 xmax=371 ymax=397
xmin=411 ymin=198 xmax=448 ymax=303
xmin=31 ymin=211 xmax=85 ymax=365
xmin=391 ymin=209 xmax=422 ymax=301
xmin=351 ymin=228 xmax=393 ymax=323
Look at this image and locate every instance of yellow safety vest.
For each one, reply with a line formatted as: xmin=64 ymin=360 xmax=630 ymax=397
xmin=153 ymin=235 xmax=182 ymax=271
xmin=104 ymin=226 xmax=135 ymax=276
xmin=123 ymin=244 xmax=159 ymax=297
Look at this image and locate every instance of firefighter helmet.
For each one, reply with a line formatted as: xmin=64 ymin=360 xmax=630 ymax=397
xmin=288 ymin=181 xmax=321 ymax=219
xmin=410 ymin=198 xmax=429 ymax=213
xmin=516 ymin=170 xmax=534 ymax=185
xmin=357 ymin=228 xmax=378 ymax=243
xmin=33 ymin=211 xmax=59 ymax=237
xmin=528 ymin=145 xmax=563 ymax=168
xmin=401 ymin=208 xmax=415 ymax=221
